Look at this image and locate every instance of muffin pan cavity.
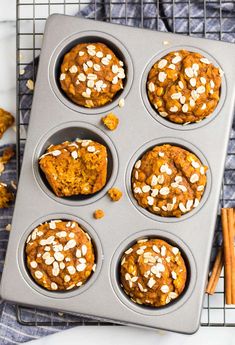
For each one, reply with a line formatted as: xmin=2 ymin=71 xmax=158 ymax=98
xmin=1 ymin=15 xmax=235 ymax=334
xmin=49 ymin=31 xmax=134 ymax=114
xmin=141 ymin=45 xmax=226 ymax=131
xmin=34 ymin=121 xmax=118 ymax=206
xmin=110 ymin=230 xmax=196 ymax=316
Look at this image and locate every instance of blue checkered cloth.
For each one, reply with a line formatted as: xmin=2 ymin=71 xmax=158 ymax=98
xmin=1 ymin=1 xmax=235 ymax=344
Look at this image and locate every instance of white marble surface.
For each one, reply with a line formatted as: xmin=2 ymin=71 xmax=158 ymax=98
xmin=0 ymin=1 xmax=234 ymax=344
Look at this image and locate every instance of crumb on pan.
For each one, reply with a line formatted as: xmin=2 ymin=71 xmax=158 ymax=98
xmin=118 ymin=98 xmax=125 ymax=108
xmin=0 ymin=108 xmax=14 ymax=139
xmin=102 ymin=113 xmax=119 ymax=131
xmin=93 ymin=209 xmax=105 ymax=219
xmin=0 ymin=183 xmax=14 ymax=208
xmin=108 ymin=187 xmax=122 ymax=201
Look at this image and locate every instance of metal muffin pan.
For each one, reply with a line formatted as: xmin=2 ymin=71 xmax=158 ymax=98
xmin=1 ymin=14 xmax=235 ymax=334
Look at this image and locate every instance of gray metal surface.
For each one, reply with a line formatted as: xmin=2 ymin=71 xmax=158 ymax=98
xmin=2 ymin=14 xmax=235 ymax=334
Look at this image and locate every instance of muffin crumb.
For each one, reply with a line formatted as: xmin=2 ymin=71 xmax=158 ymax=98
xmin=102 ymin=113 xmax=119 ymax=131
xmin=108 ymin=187 xmax=122 ymax=201
xmin=0 ymin=183 xmax=14 ymax=208
xmin=93 ymin=209 xmax=105 ymax=219
xmin=0 ymin=108 xmax=14 ymax=139
xmin=0 ymin=147 xmax=15 ymax=176
xmin=0 ymin=146 xmax=15 ymax=164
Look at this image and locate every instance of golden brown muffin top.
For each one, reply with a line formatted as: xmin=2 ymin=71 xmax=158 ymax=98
xmin=26 ymin=220 xmax=96 ymax=291
xmin=132 ymin=144 xmax=207 ymax=217
xmin=60 ymin=42 xmax=125 ymax=108
xmin=120 ymin=238 xmax=187 ymax=307
xmin=147 ymin=50 xmax=223 ymax=124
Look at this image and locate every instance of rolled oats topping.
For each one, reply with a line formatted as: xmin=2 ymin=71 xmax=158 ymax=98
xmin=147 ymin=50 xmax=222 ymax=124
xmin=120 ymin=238 xmax=187 ymax=307
xmin=25 ymin=220 xmax=95 ymax=291
xmin=132 ymin=144 xmax=207 ymax=217
xmin=60 ymin=42 xmax=125 ymax=108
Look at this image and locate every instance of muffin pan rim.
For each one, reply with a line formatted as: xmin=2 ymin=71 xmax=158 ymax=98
xmin=18 ymin=213 xmax=103 ymax=299
xmin=110 ymin=229 xmax=197 ymax=316
xmin=125 ymin=137 xmax=212 ymax=223
xmin=33 ymin=121 xmax=119 ymax=206
xmin=141 ymin=44 xmax=226 ymax=131
xmin=1 ymin=14 xmax=235 ymax=334
xmin=48 ymin=30 xmax=134 ymax=115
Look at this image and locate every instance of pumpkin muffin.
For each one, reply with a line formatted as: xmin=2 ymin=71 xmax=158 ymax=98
xmin=25 ymin=220 xmax=96 ymax=291
xmin=120 ymin=238 xmax=187 ymax=307
xmin=147 ymin=50 xmax=222 ymax=124
xmin=132 ymin=144 xmax=207 ymax=217
xmin=60 ymin=42 xmax=125 ymax=108
xmin=39 ymin=139 xmax=108 ymax=197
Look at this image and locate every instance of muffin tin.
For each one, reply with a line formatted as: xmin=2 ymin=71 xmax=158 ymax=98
xmin=1 ymin=14 xmax=235 ymax=334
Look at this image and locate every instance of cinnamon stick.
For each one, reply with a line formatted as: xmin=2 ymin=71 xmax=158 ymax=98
xmin=207 ymin=251 xmax=223 ymax=293
xmin=206 ymin=248 xmax=223 ymax=294
xmin=221 ymin=208 xmax=235 ymax=304
xmin=227 ymin=208 xmax=235 ymax=303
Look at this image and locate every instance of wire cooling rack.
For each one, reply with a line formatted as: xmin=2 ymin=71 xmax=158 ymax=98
xmin=16 ymin=0 xmax=235 ymax=327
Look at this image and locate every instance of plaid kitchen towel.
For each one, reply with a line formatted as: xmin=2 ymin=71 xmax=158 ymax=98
xmin=1 ymin=1 xmax=235 ymax=344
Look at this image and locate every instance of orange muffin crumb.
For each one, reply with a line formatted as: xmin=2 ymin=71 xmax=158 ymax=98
xmin=0 ymin=108 xmax=14 ymax=139
xmin=0 ymin=183 xmax=14 ymax=208
xmin=102 ymin=113 xmax=119 ymax=130
xmin=0 ymin=146 xmax=15 ymax=164
xmin=93 ymin=209 xmax=105 ymax=219
xmin=108 ymin=187 xmax=122 ymax=201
